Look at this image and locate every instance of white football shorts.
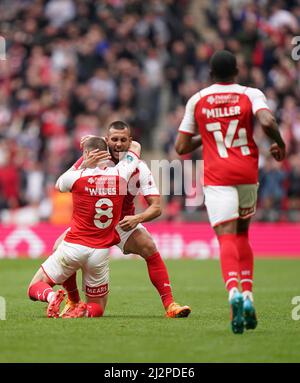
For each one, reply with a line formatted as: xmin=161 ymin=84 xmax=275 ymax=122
xmin=203 ymin=184 xmax=258 ymax=227
xmin=41 ymin=241 xmax=109 ymax=297
xmin=115 ymin=223 xmax=149 ymax=253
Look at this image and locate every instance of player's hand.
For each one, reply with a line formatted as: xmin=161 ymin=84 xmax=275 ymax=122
xmin=80 ymin=149 xmax=111 ymax=168
xmin=118 ymin=215 xmax=141 ymax=231
xmin=80 ymin=135 xmax=96 ymax=149
xmin=129 ymin=141 xmax=141 ymax=157
xmin=270 ymin=143 xmax=286 ymax=162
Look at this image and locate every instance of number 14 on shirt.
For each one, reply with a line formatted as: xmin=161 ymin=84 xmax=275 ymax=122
xmin=206 ymin=119 xmax=250 ymax=158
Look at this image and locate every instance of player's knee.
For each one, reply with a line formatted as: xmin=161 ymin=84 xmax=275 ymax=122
xmin=139 ymin=240 xmax=158 ymax=259
xmin=214 ymin=220 xmax=237 ymax=236
xmin=237 ymin=218 xmax=251 ymax=234
xmin=27 ymin=284 xmax=33 ymax=300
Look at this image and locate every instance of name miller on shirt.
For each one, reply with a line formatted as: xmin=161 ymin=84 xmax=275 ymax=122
xmin=84 ymin=187 xmax=117 ymax=196
xmin=202 ymin=105 xmax=241 ymax=118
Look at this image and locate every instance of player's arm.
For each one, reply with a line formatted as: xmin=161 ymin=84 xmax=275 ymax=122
xmin=128 ymin=140 xmax=141 ymax=158
xmin=55 ymin=169 xmax=78 ymax=192
xmin=175 ymin=133 xmax=202 ymax=155
xmin=119 ymin=161 xmax=161 ymax=231
xmin=175 ymin=93 xmax=202 ymax=155
xmin=247 ymin=87 xmax=286 ymax=161
xmin=256 ymin=109 xmax=286 ymax=161
xmin=116 ymin=141 xmax=141 ymax=180
xmin=118 ymin=196 xmax=161 ymax=231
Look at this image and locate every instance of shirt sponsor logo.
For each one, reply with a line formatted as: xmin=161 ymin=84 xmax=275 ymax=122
xmin=207 ymin=94 xmax=240 ymax=105
xmin=84 ymin=176 xmax=118 ymax=195
xmin=86 ymin=284 xmax=108 ymax=297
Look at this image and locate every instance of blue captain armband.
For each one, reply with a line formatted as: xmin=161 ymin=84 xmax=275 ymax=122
xmin=126 ymin=154 xmax=134 ymax=162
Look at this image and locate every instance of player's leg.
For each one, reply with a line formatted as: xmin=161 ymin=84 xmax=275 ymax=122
xmin=236 ymin=218 xmax=257 ymax=330
xmin=236 ymin=184 xmax=259 ymax=329
xmin=52 ymin=229 xmax=81 ymax=314
xmin=121 ymin=225 xmax=191 ymax=318
xmin=28 ymin=265 xmax=66 ymax=318
xmin=28 ymin=267 xmax=58 ymax=303
xmin=214 ymin=220 xmax=239 ymax=295
xmin=53 ymin=229 xmax=80 ymax=304
xmin=206 ymin=186 xmax=240 ymax=297
xmin=85 ymin=294 xmax=108 ymax=317
xmin=34 ymin=241 xmax=84 ymax=317
xmin=62 ymin=248 xmax=109 ymax=318
xmin=59 ymin=272 xmax=80 ymax=317
xmin=237 ymin=218 xmax=254 ymax=299
xmin=204 ymin=185 xmax=244 ymax=334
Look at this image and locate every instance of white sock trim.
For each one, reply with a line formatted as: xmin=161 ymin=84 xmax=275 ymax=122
xmin=228 ymin=287 xmax=239 ymax=301
xmin=225 ymin=278 xmax=239 ymax=288
xmin=242 ymin=290 xmax=254 ymax=302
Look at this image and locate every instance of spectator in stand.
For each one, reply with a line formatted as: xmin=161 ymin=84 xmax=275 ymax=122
xmin=259 ymin=158 xmax=287 ymax=222
xmin=287 ymin=155 xmax=300 ymax=221
xmin=0 ymin=0 xmax=299 ymax=222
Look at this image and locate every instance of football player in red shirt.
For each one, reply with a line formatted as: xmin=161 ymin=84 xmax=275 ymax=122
xmin=175 ymin=50 xmax=286 ymax=333
xmin=53 ymin=121 xmax=191 ymax=319
xmin=28 ymin=137 xmax=141 ymax=318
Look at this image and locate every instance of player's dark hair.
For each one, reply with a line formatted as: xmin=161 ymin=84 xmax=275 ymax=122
xmin=107 ymin=120 xmax=131 ymax=135
xmin=209 ymin=50 xmax=238 ymax=82
xmin=83 ymin=137 xmax=107 ymax=152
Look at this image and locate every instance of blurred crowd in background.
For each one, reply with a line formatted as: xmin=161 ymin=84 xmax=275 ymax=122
xmin=0 ymin=0 xmax=299 ymax=224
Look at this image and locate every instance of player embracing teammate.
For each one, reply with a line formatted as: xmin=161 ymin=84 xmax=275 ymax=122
xmin=176 ymin=50 xmax=286 ymax=334
xmin=28 ymin=122 xmax=191 ymax=319
xmin=28 ymin=137 xmax=141 ymax=317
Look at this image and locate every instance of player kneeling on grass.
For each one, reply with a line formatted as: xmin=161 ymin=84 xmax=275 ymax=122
xmin=176 ymin=50 xmax=286 ymax=334
xmin=55 ymin=121 xmax=191 ymax=319
xmin=28 ymin=137 xmax=141 ymax=318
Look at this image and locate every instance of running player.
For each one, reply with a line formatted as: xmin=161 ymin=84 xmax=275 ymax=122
xmin=175 ymin=50 xmax=286 ymax=333
xmin=55 ymin=121 xmax=191 ymax=318
xmin=28 ymin=137 xmax=141 ymax=318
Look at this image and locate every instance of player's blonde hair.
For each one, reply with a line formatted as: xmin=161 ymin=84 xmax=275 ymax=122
xmin=83 ymin=137 xmax=107 ymax=152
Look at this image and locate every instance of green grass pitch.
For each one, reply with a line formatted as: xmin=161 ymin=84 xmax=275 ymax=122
xmin=0 ymin=258 xmax=299 ymax=363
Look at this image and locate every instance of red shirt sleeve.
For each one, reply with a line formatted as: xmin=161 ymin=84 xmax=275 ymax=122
xmin=73 ymin=156 xmax=83 ymax=169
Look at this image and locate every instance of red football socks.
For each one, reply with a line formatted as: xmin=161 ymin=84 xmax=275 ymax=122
xmin=62 ymin=273 xmax=80 ymax=303
xmin=86 ymin=302 xmax=104 ymax=317
xmin=28 ymin=281 xmax=54 ymax=302
xmin=217 ymin=234 xmax=239 ymax=291
xmin=236 ymin=232 xmax=254 ymax=292
xmin=145 ymin=252 xmax=174 ymax=309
